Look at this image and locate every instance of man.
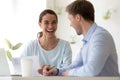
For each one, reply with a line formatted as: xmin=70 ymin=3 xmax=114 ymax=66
xmin=38 ymin=0 xmax=119 ymax=76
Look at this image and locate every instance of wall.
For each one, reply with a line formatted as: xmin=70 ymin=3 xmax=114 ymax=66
xmin=47 ymin=0 xmax=120 ymax=72
xmin=0 ymin=0 xmax=46 ymax=47
xmin=0 ymin=0 xmax=46 ymax=58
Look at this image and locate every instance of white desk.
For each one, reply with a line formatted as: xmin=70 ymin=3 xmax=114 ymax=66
xmin=0 ymin=76 xmax=119 ymax=80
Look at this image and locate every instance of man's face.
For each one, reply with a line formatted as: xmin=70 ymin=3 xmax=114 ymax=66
xmin=68 ymin=13 xmax=82 ymax=35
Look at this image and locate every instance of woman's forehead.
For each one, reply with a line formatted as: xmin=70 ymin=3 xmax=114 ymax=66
xmin=42 ymin=14 xmax=56 ymax=20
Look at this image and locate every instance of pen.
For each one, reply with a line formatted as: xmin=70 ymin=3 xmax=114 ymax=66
xmin=51 ymin=66 xmax=55 ymax=69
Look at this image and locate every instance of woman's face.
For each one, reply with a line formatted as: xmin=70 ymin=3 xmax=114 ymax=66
xmin=39 ymin=13 xmax=57 ymax=38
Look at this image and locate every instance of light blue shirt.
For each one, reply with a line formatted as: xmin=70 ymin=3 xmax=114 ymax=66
xmin=21 ymin=39 xmax=72 ymax=68
xmin=59 ymin=23 xmax=119 ymax=76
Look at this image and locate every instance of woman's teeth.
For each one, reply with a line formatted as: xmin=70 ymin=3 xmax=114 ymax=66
xmin=47 ymin=29 xmax=54 ymax=32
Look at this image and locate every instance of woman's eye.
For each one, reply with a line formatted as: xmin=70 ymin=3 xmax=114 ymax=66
xmin=44 ymin=22 xmax=49 ymax=25
xmin=52 ymin=21 xmax=57 ymax=25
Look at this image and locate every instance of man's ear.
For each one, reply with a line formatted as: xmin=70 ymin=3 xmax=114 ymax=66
xmin=75 ymin=14 xmax=81 ymax=21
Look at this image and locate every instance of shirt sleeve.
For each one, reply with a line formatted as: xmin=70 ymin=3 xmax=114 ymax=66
xmin=58 ymin=45 xmax=83 ymax=76
xmin=68 ymin=33 xmax=112 ymax=76
xmin=61 ymin=42 xmax=72 ymax=68
xmin=20 ymin=40 xmax=33 ymax=57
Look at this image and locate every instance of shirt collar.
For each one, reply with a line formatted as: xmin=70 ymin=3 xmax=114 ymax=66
xmin=82 ymin=23 xmax=97 ymax=43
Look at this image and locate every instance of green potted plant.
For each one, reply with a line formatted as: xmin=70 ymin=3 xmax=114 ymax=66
xmin=103 ymin=9 xmax=111 ymax=20
xmin=70 ymin=35 xmax=76 ymax=44
xmin=4 ymin=39 xmax=23 ymax=61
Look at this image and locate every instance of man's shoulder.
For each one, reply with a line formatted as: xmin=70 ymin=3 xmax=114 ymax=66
xmin=92 ymin=26 xmax=113 ymax=41
xmin=95 ymin=26 xmax=110 ymax=35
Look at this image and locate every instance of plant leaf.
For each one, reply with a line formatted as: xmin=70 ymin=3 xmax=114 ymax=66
xmin=4 ymin=39 xmax=13 ymax=49
xmin=12 ymin=43 xmax=22 ymax=50
xmin=6 ymin=50 xmax=12 ymax=61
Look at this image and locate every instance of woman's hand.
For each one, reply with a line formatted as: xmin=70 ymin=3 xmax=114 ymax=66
xmin=38 ymin=65 xmax=58 ymax=76
xmin=38 ymin=64 xmax=46 ymax=75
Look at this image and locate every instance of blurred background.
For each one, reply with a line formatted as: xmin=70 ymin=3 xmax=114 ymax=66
xmin=0 ymin=0 xmax=120 ymax=73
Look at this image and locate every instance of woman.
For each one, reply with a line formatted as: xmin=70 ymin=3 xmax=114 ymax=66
xmin=21 ymin=9 xmax=72 ymax=69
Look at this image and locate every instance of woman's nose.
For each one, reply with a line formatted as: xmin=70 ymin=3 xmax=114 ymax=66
xmin=48 ymin=24 xmax=53 ymax=28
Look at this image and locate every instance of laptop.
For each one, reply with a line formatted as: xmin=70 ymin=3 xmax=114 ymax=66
xmin=0 ymin=48 xmax=22 ymax=76
xmin=0 ymin=48 xmax=10 ymax=76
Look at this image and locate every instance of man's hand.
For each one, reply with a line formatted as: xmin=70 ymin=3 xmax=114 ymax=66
xmin=47 ymin=67 xmax=58 ymax=76
xmin=62 ymin=69 xmax=70 ymax=76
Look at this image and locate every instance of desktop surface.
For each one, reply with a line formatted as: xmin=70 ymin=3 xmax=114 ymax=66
xmin=0 ymin=76 xmax=119 ymax=80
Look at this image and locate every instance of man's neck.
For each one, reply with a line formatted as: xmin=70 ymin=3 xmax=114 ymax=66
xmin=82 ymin=21 xmax=94 ymax=36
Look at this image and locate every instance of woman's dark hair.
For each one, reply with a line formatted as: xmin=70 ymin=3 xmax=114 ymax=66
xmin=37 ymin=32 xmax=43 ymax=38
xmin=39 ymin=9 xmax=58 ymax=23
xmin=66 ymin=0 xmax=95 ymax=22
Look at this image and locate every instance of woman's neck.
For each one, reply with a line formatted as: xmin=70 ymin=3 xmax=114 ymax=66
xmin=39 ymin=35 xmax=58 ymax=50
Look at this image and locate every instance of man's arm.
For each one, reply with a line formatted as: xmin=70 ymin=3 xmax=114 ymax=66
xmin=68 ymin=33 xmax=112 ymax=76
xmin=58 ymin=47 xmax=83 ymax=76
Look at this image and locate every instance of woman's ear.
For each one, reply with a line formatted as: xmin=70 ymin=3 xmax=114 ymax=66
xmin=38 ymin=22 xmax=41 ymax=28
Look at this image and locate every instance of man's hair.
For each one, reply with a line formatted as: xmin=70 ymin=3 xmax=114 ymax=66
xmin=66 ymin=0 xmax=95 ymax=22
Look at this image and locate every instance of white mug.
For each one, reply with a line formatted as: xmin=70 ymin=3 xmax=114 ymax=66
xmin=21 ymin=58 xmax=33 ymax=77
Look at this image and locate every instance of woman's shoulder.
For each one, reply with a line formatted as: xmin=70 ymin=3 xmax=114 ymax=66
xmin=58 ymin=39 xmax=70 ymax=47
xmin=23 ymin=39 xmax=38 ymax=47
xmin=59 ymin=39 xmax=69 ymax=43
